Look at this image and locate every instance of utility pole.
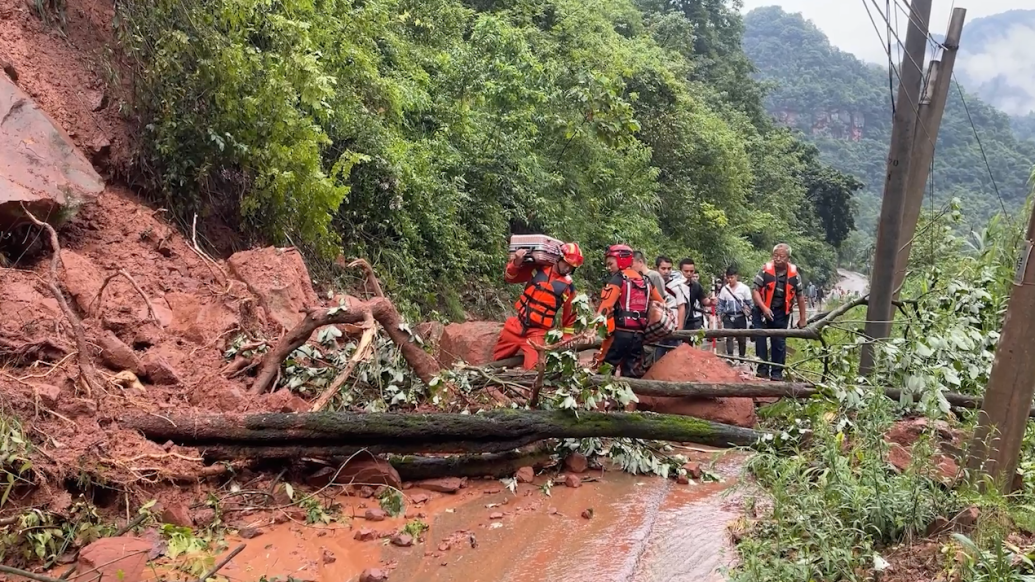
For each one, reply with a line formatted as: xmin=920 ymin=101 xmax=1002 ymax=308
xmin=967 ymin=204 xmax=1035 ymax=492
xmin=892 ymin=8 xmax=967 ymax=295
xmin=858 ymin=0 xmax=934 ymax=376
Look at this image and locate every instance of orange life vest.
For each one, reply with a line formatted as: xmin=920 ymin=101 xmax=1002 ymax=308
xmin=759 ymin=262 xmax=800 ymax=315
xmin=515 ymin=268 xmax=574 ymax=330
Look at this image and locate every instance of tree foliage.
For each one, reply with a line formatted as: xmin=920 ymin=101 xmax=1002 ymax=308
xmin=116 ymin=0 xmax=854 ymax=313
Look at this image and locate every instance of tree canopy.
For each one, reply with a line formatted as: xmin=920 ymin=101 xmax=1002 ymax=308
xmin=116 ymin=0 xmax=858 ymax=314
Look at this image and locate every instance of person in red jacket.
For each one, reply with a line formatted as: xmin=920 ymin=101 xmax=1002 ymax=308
xmin=492 ymin=242 xmax=585 ymax=369
xmin=593 ymin=244 xmax=666 ymax=377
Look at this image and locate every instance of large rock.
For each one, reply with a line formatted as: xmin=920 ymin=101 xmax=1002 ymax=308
xmin=227 ymin=247 xmax=319 ymax=331
xmin=0 ymin=76 xmax=103 ymax=229
xmin=639 ymin=344 xmax=757 ymax=428
xmin=438 ymin=321 xmax=503 ymax=367
xmin=164 ymin=292 xmax=238 ymax=344
xmin=58 ymin=250 xmax=102 ymax=313
xmin=76 ymin=536 xmax=152 ymax=582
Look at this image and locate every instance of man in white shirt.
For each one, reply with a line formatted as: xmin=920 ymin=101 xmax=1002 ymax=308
xmin=717 ymin=265 xmax=753 ymax=358
xmin=653 ymin=255 xmax=688 ymax=360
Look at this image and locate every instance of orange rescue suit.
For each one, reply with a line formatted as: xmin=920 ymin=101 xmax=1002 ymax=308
xmin=593 ymin=268 xmax=665 ymax=366
xmin=493 ymin=261 xmax=576 ymax=370
xmin=758 ymin=261 xmax=800 ymax=315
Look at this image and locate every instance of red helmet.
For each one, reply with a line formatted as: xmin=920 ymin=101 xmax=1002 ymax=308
xmin=606 ymin=244 xmax=634 ymax=270
xmin=560 ymin=242 xmax=584 ymax=268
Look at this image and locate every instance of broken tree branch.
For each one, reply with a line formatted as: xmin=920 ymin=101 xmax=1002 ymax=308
xmin=391 ymin=444 xmax=555 ymax=481
xmin=90 ymin=269 xmax=160 ymax=323
xmin=121 ymin=409 xmax=767 ymax=452
xmin=346 ymin=258 xmax=385 ymax=298
xmin=21 ymin=205 xmax=101 ymax=396
xmin=196 ymin=544 xmax=245 ymax=582
xmin=251 ymin=296 xmax=440 ymax=395
xmin=310 ymin=312 xmax=376 ymax=412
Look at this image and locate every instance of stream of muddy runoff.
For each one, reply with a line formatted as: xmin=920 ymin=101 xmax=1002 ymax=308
xmin=209 ymin=449 xmax=746 ymax=582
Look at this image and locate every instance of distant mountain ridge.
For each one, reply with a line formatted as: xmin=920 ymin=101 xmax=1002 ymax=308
xmin=742 ymin=6 xmax=1035 ymax=236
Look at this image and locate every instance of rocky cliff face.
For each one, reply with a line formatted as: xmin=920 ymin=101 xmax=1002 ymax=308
xmin=773 ymin=108 xmax=866 ymax=141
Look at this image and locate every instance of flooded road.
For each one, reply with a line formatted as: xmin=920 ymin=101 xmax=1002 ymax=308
xmin=217 ymin=451 xmax=745 ymax=582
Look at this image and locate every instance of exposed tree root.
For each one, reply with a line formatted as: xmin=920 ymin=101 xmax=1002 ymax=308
xmin=21 ymin=205 xmax=101 ymax=396
xmin=89 ymin=268 xmax=160 ymax=323
xmin=0 ymin=337 xmax=72 ymax=366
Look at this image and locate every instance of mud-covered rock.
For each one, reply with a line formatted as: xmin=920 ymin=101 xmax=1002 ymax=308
xmin=141 ymin=352 xmax=183 ymax=385
xmin=515 ymin=466 xmax=534 ymax=484
xmin=77 ymin=536 xmax=152 ymax=582
xmin=354 ymin=528 xmax=378 ymax=541
xmin=564 ymin=474 xmax=582 ymax=488
xmin=564 ymin=453 xmax=588 ymax=474
xmin=97 ymin=331 xmax=143 ymax=374
xmin=227 ymin=247 xmax=318 ymax=330
xmin=682 ymin=462 xmax=703 ymax=480
xmin=391 ymin=533 xmax=414 ymax=547
xmin=437 ymin=321 xmax=503 ymax=367
xmin=640 ymin=345 xmax=756 ymax=427
xmin=417 ymin=477 xmax=466 ymax=494
xmin=0 ymin=76 xmax=103 ymax=231
xmin=36 ymin=383 xmax=62 ymax=408
xmin=360 ymin=568 xmax=389 ymax=582
xmin=58 ymin=250 xmax=102 ymax=313
xmin=160 ymin=503 xmax=192 ymax=528
xmin=165 ymin=292 xmax=238 ymax=344
xmin=261 ymin=389 xmax=309 ymax=413
xmin=333 ymin=457 xmax=402 ymax=490
xmin=364 ymin=508 xmax=386 ymax=522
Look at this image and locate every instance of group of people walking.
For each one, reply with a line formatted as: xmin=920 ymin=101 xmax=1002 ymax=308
xmin=491 ymin=241 xmax=809 ymax=382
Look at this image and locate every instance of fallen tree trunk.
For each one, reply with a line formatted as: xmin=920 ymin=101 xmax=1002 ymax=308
xmin=390 ymin=446 xmax=555 ymax=481
xmin=121 ymin=409 xmax=766 ymax=451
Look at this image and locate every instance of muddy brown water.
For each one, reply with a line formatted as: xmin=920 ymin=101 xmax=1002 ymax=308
xmin=211 ymin=451 xmax=745 ymax=582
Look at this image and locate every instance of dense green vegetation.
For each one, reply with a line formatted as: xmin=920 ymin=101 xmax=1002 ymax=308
xmin=733 ymin=178 xmax=1035 ymax=581
xmin=114 ymin=0 xmax=860 ymax=315
xmin=742 ymin=6 xmax=1035 ymax=267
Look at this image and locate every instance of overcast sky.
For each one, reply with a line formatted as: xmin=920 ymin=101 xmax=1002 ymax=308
xmin=739 ymin=0 xmax=1032 ymax=64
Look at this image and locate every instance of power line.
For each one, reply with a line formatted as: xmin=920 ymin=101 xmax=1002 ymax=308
xmin=952 ymin=74 xmax=1009 ymax=216
xmin=862 ymin=0 xmax=938 ymax=152
xmin=891 ymin=0 xmax=947 ymax=52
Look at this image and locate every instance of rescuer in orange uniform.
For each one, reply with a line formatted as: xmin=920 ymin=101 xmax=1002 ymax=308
xmin=593 ymin=244 xmax=666 ymax=378
xmin=492 ymin=242 xmax=585 ymax=369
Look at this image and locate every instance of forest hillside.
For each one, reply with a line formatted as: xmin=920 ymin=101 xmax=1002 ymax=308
xmin=742 ymin=6 xmax=1035 ymax=258
xmin=105 ymin=0 xmax=865 ymax=312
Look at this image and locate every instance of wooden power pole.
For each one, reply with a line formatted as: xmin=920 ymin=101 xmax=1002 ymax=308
xmin=967 ymin=205 xmax=1035 ymax=491
xmin=859 ymin=0 xmax=934 ymax=376
xmin=892 ymin=8 xmax=967 ymax=294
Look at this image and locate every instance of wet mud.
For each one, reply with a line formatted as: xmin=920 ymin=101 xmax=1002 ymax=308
xmin=211 ymin=451 xmax=744 ymax=582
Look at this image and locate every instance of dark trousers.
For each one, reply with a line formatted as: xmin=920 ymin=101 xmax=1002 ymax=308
xmin=752 ymin=307 xmax=790 ymax=379
xmin=684 ymin=317 xmax=703 ymax=345
xmin=653 ymin=337 xmax=682 ymax=362
xmin=604 ymin=330 xmax=645 ymax=378
xmin=722 ymin=314 xmax=748 ymax=357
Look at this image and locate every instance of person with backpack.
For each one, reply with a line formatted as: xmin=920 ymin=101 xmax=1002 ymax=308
xmin=717 ymin=265 xmax=753 ymax=358
xmin=492 ymin=241 xmax=585 ymax=369
xmin=593 ymin=244 xmax=666 ymax=377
